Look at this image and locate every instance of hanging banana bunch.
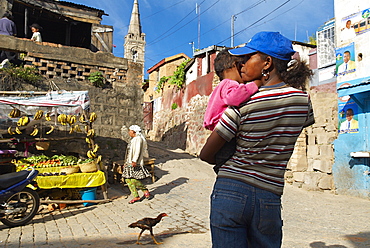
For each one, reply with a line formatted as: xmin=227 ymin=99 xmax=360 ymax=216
xmin=8 ymin=108 xmax=21 ymax=118
xmin=87 ymin=150 xmax=97 ymax=159
xmin=17 ymin=116 xmax=29 ymax=127
xmin=57 ymin=114 xmax=68 ymax=125
xmin=89 ymin=112 xmax=97 ymax=123
xmin=79 ymin=114 xmax=88 ymax=123
xmin=68 ymin=115 xmax=77 ymax=125
xmin=33 ymin=110 xmax=44 ymax=120
xmin=45 ymin=112 xmax=52 ymax=121
xmin=15 ymin=126 xmax=22 ymax=134
xmin=7 ymin=127 xmax=15 ymax=135
xmin=30 ymin=126 xmax=39 ymax=136
xmin=86 ymin=129 xmax=95 ymax=138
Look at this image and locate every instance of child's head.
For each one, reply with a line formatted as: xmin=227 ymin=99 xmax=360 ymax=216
xmin=30 ymin=23 xmax=42 ymax=33
xmin=214 ymin=48 xmax=245 ymax=81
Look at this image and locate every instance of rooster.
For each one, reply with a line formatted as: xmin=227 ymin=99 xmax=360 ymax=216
xmin=128 ymin=213 xmax=168 ymax=245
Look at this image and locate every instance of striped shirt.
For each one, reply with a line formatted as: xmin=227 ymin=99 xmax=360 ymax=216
xmin=215 ymin=82 xmax=315 ymax=195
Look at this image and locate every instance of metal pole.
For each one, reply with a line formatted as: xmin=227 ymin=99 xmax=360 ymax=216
xmin=197 ymin=3 xmax=200 ymax=50
xmin=231 ymin=15 xmax=235 ymax=47
xmin=24 ymin=8 xmax=28 ymax=37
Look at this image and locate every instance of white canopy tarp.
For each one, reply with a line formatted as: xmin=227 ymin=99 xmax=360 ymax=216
xmin=0 ymin=91 xmax=90 ymax=130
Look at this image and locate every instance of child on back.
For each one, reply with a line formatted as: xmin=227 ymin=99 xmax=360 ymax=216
xmin=203 ymin=48 xmax=260 ymax=173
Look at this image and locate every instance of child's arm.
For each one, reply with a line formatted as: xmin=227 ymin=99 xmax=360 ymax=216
xmin=222 ymin=80 xmax=259 ymax=106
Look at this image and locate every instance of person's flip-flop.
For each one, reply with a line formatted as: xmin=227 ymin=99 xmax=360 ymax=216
xmin=128 ymin=197 xmax=141 ymax=204
xmin=144 ymin=191 xmax=153 ymax=200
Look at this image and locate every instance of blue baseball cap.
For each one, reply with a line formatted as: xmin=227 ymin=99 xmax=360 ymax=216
xmin=229 ymin=31 xmax=295 ymax=61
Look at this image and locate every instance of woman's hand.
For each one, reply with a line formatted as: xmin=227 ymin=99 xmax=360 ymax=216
xmin=131 ymin=161 xmax=137 ymax=167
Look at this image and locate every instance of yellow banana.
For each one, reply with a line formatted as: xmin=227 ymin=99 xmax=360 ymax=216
xmin=17 ymin=116 xmax=29 ymax=126
xmin=87 ymin=129 xmax=95 ymax=138
xmin=87 ymin=150 xmax=92 ymax=158
xmin=30 ymin=127 xmax=39 ymax=136
xmin=17 ymin=118 xmax=22 ymax=126
xmin=93 ymin=144 xmax=99 ymax=153
xmin=66 ymin=115 xmax=71 ymax=124
xmin=34 ymin=110 xmax=44 ymax=120
xmin=8 ymin=109 xmax=15 ymax=118
xmin=45 ymin=112 xmax=52 ymax=121
xmin=8 ymin=108 xmax=21 ymax=118
xmin=89 ymin=112 xmax=97 ymax=122
xmin=46 ymin=125 xmax=55 ymax=134
xmin=96 ymin=155 xmax=102 ymax=164
xmin=7 ymin=126 xmax=15 ymax=135
xmin=87 ymin=150 xmax=97 ymax=159
xmin=69 ymin=126 xmax=74 ymax=134
xmin=15 ymin=126 xmax=22 ymax=134
xmin=58 ymin=114 xmax=67 ymax=125
xmin=85 ymin=137 xmax=91 ymax=144
xmin=69 ymin=115 xmax=76 ymax=125
xmin=79 ymin=114 xmax=87 ymax=123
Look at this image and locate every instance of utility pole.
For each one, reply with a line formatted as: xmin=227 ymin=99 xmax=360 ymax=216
xmin=189 ymin=41 xmax=195 ymax=55
xmin=231 ymin=15 xmax=236 ymax=47
xmin=196 ymin=3 xmax=200 ymax=50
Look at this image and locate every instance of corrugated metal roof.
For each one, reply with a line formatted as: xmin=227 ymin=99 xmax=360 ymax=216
xmin=58 ymin=1 xmax=106 ymax=14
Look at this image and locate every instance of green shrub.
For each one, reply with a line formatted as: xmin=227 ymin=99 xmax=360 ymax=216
xmin=1 ymin=66 xmax=42 ymax=84
xmin=171 ymin=102 xmax=178 ymax=110
xmin=88 ymin=71 xmax=105 ymax=87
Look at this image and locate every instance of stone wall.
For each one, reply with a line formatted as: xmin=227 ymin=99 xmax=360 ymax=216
xmin=148 ymin=94 xmax=210 ymax=155
xmin=150 ymin=86 xmax=339 ymax=193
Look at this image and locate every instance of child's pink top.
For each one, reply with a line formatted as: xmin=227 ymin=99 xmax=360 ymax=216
xmin=203 ymin=79 xmax=258 ymax=131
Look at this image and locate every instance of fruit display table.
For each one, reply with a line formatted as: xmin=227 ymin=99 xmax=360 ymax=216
xmin=14 ymin=155 xmax=108 ymax=200
xmin=35 ymin=170 xmax=106 ymax=189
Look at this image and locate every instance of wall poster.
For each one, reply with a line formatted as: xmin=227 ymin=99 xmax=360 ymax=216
xmin=337 ymin=83 xmax=359 ymax=134
xmin=339 ymin=8 xmax=370 ymax=46
xmin=336 ymin=43 xmax=356 ymax=77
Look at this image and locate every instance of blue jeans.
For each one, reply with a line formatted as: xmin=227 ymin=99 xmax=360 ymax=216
xmin=210 ymin=178 xmax=283 ymax=248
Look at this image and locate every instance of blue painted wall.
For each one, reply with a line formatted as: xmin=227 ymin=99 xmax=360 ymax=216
xmin=334 ymin=78 xmax=370 ymax=199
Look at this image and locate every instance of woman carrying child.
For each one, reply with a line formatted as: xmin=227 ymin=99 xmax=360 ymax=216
xmin=203 ymin=48 xmax=262 ymax=173
xmin=200 ymin=31 xmax=315 ymax=247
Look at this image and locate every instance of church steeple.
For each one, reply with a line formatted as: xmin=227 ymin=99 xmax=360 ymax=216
xmin=124 ymin=0 xmax=145 ymax=64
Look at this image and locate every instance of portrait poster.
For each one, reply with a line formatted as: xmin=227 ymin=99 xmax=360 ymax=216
xmin=337 ymin=83 xmax=359 ymax=134
xmin=339 ymin=8 xmax=370 ymax=46
xmin=336 ymin=43 xmax=356 ymax=77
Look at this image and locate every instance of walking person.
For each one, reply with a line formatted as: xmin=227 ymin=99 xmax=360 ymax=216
xmin=122 ymin=125 xmax=152 ymax=204
xmin=0 ymin=11 xmax=19 ymax=67
xmin=203 ymin=48 xmax=261 ymax=173
xmin=200 ymin=31 xmax=315 ymax=248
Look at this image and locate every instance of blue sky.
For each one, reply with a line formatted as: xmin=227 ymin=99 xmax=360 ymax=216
xmin=69 ymin=0 xmax=334 ymax=76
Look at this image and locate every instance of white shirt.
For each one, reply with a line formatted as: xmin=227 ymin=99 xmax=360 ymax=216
xmin=31 ymin=32 xmax=42 ymax=42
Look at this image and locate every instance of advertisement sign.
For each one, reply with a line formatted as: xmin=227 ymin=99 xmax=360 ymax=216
xmin=337 ymin=83 xmax=359 ymax=134
xmin=339 ymin=8 xmax=370 ymax=46
xmin=335 ymin=43 xmax=356 ymax=77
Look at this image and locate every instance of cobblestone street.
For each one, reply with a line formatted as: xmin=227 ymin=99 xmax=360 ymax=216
xmin=0 ymin=142 xmax=369 ymax=247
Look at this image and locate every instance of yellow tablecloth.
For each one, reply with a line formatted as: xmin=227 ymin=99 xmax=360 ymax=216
xmin=35 ymin=171 xmax=106 ymax=189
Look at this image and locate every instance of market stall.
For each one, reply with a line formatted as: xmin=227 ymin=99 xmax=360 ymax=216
xmin=0 ymin=90 xmax=108 ymax=203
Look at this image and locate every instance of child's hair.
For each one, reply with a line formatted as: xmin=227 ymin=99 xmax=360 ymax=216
xmin=214 ymin=48 xmax=244 ymax=80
